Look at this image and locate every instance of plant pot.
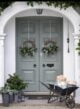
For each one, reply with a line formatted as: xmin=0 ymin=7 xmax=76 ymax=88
xmin=2 ymin=92 xmax=10 ymax=106
xmin=13 ymin=91 xmax=19 ymax=103
xmin=13 ymin=91 xmax=25 ymax=103
xmin=9 ymin=92 xmax=14 ymax=103
xmin=18 ymin=91 xmax=25 ymax=102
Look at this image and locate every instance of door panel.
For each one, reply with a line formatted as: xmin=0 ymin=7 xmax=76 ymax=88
xmin=16 ymin=19 xmax=39 ymax=91
xmin=16 ymin=17 xmax=63 ymax=92
xmin=39 ymin=19 xmax=63 ymax=91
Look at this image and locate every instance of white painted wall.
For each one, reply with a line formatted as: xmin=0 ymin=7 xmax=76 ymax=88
xmin=63 ymin=18 xmax=75 ymax=81
xmin=4 ymin=18 xmax=16 ymax=80
xmin=0 ymin=37 xmax=5 ymax=86
xmin=4 ymin=9 xmax=74 ymax=82
xmin=0 ymin=2 xmax=80 ymax=34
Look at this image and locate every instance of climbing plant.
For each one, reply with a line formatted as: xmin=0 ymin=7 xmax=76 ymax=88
xmin=0 ymin=2 xmax=13 ymax=12
xmin=0 ymin=1 xmax=80 ymax=13
xmin=76 ymin=40 xmax=80 ymax=55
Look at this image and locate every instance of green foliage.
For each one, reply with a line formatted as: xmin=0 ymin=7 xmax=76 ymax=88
xmin=20 ymin=46 xmax=37 ymax=57
xmin=6 ymin=74 xmax=28 ymax=91
xmin=76 ymin=40 xmax=80 ymax=55
xmin=42 ymin=40 xmax=58 ymax=55
xmin=0 ymin=1 xmax=80 ymax=13
xmin=26 ymin=1 xmax=80 ymax=9
xmin=0 ymin=84 xmax=10 ymax=93
xmin=20 ymin=40 xmax=37 ymax=57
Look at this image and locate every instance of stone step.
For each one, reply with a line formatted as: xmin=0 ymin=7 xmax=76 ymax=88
xmin=23 ymin=92 xmax=50 ymax=99
xmin=24 ymin=92 xmax=49 ymax=95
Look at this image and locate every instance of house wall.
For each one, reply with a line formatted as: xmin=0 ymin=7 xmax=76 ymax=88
xmin=4 ymin=9 xmax=74 ymax=82
xmin=0 ymin=1 xmax=79 ymax=104
xmin=0 ymin=2 xmax=80 ymax=34
xmin=4 ymin=18 xmax=16 ymax=79
xmin=0 ymin=2 xmax=80 ymax=104
xmin=63 ymin=18 xmax=75 ymax=81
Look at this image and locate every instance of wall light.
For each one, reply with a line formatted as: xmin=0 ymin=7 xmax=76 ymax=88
xmin=36 ymin=9 xmax=43 ymax=14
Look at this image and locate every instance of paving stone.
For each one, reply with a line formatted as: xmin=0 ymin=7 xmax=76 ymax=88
xmin=0 ymin=99 xmax=80 ymax=109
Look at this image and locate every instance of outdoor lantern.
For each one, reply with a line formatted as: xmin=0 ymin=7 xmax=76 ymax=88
xmin=36 ymin=9 xmax=43 ymax=14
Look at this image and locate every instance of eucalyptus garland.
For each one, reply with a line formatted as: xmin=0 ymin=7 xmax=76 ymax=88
xmin=42 ymin=40 xmax=58 ymax=55
xmin=0 ymin=1 xmax=80 ymax=13
xmin=20 ymin=40 xmax=37 ymax=57
xmin=76 ymin=40 xmax=80 ymax=55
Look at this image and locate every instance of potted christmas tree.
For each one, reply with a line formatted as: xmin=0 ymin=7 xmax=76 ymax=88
xmin=6 ymin=73 xmax=28 ymax=102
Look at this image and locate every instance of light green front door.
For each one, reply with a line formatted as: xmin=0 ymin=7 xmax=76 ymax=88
xmin=16 ymin=17 xmax=63 ymax=92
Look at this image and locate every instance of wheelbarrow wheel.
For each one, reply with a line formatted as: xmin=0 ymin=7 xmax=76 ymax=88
xmin=65 ymin=97 xmax=75 ymax=108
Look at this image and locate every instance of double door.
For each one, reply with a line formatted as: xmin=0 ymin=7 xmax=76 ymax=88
xmin=16 ymin=17 xmax=63 ymax=92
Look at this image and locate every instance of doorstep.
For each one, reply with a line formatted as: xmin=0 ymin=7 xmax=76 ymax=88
xmin=23 ymin=92 xmax=50 ymax=99
xmin=24 ymin=92 xmax=49 ymax=95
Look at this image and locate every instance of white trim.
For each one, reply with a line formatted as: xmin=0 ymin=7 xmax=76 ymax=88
xmin=0 ymin=2 xmax=80 ymax=34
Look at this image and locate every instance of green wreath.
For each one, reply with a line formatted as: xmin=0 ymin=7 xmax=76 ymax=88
xmin=20 ymin=40 xmax=37 ymax=57
xmin=42 ymin=40 xmax=58 ymax=55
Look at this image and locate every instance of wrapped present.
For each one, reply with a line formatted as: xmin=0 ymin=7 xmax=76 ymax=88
xmin=57 ymin=75 xmax=67 ymax=82
xmin=56 ymin=75 xmax=67 ymax=88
